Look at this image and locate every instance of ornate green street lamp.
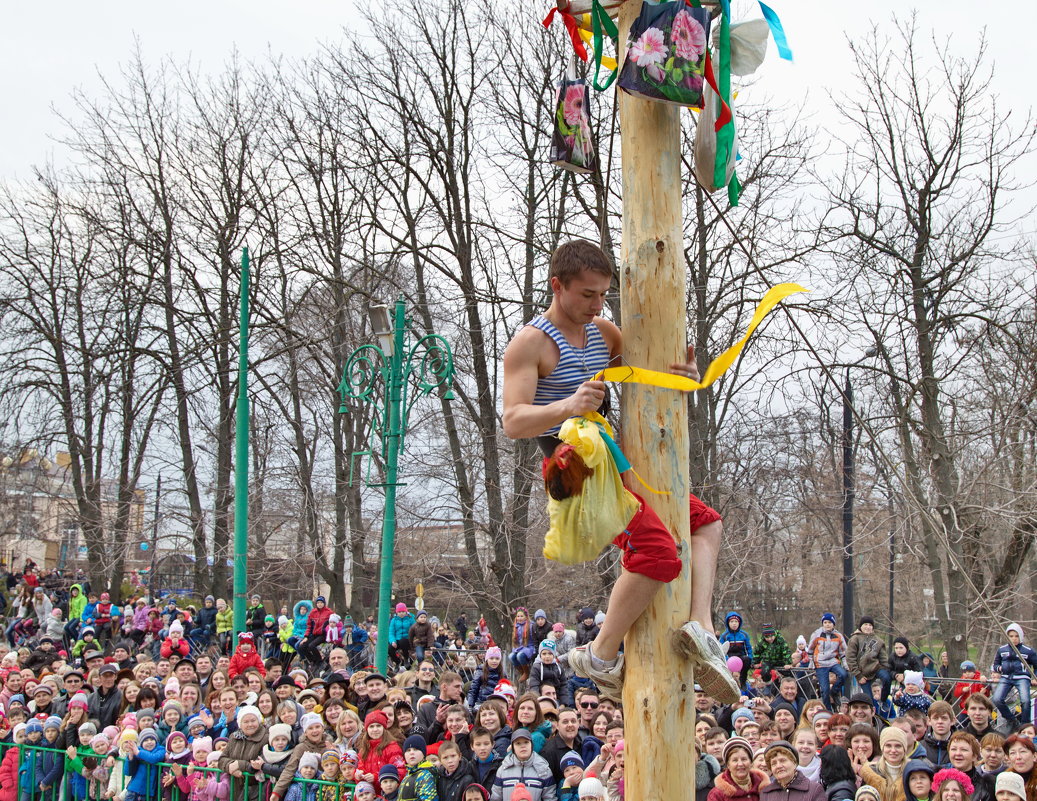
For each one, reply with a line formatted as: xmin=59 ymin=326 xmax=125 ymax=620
xmin=337 ymin=297 xmax=454 ymax=672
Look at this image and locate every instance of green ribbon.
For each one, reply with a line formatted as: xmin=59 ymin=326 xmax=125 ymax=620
xmin=590 ymin=0 xmax=619 ymax=91
xmin=712 ymin=7 xmax=740 ymax=206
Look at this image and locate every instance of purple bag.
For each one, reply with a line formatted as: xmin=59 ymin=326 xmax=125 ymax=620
xmin=618 ymin=0 xmax=711 ymax=107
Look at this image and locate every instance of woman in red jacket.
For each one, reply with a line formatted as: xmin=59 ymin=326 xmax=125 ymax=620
xmin=354 ymin=710 xmax=404 ymax=784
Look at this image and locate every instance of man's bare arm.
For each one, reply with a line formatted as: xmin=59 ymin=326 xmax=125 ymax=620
xmin=502 ymin=329 xmax=606 ymax=440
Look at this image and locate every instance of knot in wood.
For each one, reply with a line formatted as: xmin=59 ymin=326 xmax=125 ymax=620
xmin=655 ymin=240 xmax=665 ymax=253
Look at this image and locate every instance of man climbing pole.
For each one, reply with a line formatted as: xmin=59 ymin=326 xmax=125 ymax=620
xmin=502 ymin=238 xmax=739 ymax=704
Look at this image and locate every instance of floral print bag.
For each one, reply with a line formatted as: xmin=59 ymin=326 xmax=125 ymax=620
xmin=618 ymin=0 xmax=712 ymax=107
xmin=550 ymin=62 xmax=597 ymax=174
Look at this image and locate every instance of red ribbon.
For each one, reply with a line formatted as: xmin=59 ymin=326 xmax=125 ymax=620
xmin=543 ymin=7 xmax=589 ymax=62
xmin=704 ymin=51 xmax=732 ymax=131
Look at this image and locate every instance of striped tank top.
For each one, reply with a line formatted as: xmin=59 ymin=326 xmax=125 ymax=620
xmin=529 ymin=314 xmax=611 ymax=436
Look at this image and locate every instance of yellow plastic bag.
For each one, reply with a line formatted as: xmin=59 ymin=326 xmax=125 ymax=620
xmin=543 ymin=416 xmax=641 ymax=565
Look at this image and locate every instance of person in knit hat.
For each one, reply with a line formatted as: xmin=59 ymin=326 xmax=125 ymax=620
xmin=994 ymin=772 xmax=1025 ymax=801
xmin=706 ymin=737 xmax=768 ymax=801
xmin=468 ymin=647 xmax=505 ymax=710
xmin=218 ymin=704 xmax=268 ymax=800
xmin=760 ymin=740 xmax=826 ymax=801
xmin=991 ymin=623 xmax=1037 ymax=726
xmin=353 ymin=782 xmax=377 ymax=801
xmin=398 ymin=734 xmax=438 ymax=800
xmin=161 ymin=620 xmax=190 ymax=659
xmin=387 ymin=603 xmax=416 ymax=670
xmin=319 ymin=747 xmax=350 ymax=799
xmin=527 ymin=640 xmax=568 ymax=707
xmin=894 ymin=672 xmax=933 ymax=716
xmin=257 ymin=722 xmax=294 ymax=785
xmin=530 ymin=611 xmax=552 ymax=646
xmin=229 ymin=631 xmax=266 ymax=679
xmin=285 ymin=752 xmax=321 ymax=801
xmin=270 ymin=711 xmax=328 ymax=800
xmin=807 ymin=614 xmax=849 ymax=711
xmin=576 ymin=776 xmax=604 ymax=801
xmin=860 ymin=727 xmax=910 ymax=801
xmin=754 ymin=623 xmax=793 ymax=683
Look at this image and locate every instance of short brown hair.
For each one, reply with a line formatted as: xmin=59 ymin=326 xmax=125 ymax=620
xmin=949 ymin=731 xmax=981 ymax=758
xmin=437 ymin=739 xmax=460 ymax=756
xmin=928 ymin=701 xmax=954 ymax=720
xmin=550 ymin=240 xmax=613 ymax=286
xmin=965 ymin=692 xmax=994 ymax=712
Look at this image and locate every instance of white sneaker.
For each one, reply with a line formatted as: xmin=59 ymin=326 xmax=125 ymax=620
xmin=673 ymin=620 xmax=740 ymax=704
xmin=568 ymin=644 xmax=625 ymax=703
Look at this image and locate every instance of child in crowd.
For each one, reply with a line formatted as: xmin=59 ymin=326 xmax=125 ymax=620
xmin=399 ymin=734 xmax=439 ymax=800
xmin=256 ymin=723 xmax=294 ymax=786
xmin=902 ymin=760 xmax=934 ymax=801
xmin=557 ymin=751 xmax=585 ymax=800
xmin=262 ymin=616 xmax=280 ymax=660
xmin=894 ymin=671 xmax=934 ymax=716
xmin=185 ymin=736 xmax=213 ymax=801
xmin=467 ymin=648 xmax=505 ymax=711
xmin=438 ymin=738 xmax=477 ymax=801
xmin=162 ymin=731 xmax=192 ymax=801
xmin=284 ymin=752 xmax=321 ymax=801
xmin=318 ymin=749 xmax=348 ymax=801
xmin=469 ymin=728 xmax=502 ymax=791
xmin=353 ymin=783 xmax=377 ymax=801
xmin=125 ymin=727 xmax=167 ymax=801
xmin=229 ymin=633 xmax=265 ymax=678
xmin=952 ymin=662 xmax=987 ymax=714
xmin=379 ymin=763 xmax=402 ymax=800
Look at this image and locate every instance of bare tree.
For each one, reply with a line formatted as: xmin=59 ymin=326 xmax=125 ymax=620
xmin=821 ymin=18 xmax=1035 ymax=664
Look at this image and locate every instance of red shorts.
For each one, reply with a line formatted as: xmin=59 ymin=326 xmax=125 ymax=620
xmin=611 ymin=492 xmax=722 ymax=583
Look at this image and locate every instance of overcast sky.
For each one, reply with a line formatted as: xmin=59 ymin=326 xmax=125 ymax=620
xmin=2 ymin=0 xmax=1033 ymax=181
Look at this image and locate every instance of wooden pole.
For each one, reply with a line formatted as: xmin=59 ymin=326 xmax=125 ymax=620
xmin=616 ymin=0 xmax=696 ymax=796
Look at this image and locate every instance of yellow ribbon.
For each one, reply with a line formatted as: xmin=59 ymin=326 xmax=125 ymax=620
xmin=593 ymin=282 xmax=808 ymax=390
xmin=577 ymin=27 xmax=618 ymax=70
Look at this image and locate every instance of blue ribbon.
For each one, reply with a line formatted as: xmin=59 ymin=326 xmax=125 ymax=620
xmin=598 ymin=426 xmax=632 ymax=474
xmin=758 ymin=1 xmax=793 ymax=61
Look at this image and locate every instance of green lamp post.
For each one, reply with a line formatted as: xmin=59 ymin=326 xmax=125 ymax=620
xmin=337 ymin=297 xmax=455 ymax=673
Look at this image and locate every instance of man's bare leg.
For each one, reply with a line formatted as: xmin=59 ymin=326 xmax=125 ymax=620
xmin=688 ymin=520 xmax=722 ymax=635
xmin=590 ymin=570 xmax=663 ymax=661
xmin=674 ymin=519 xmax=739 ymax=702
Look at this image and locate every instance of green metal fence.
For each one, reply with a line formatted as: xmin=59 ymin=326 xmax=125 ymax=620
xmin=7 ymin=742 xmax=358 ymax=801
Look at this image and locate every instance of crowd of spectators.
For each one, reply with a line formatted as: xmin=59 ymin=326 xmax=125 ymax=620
xmin=3 ymin=560 xmax=1037 ymax=801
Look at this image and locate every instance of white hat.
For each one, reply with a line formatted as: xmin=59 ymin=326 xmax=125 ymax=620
xmin=903 ymin=671 xmax=924 ymax=688
xmin=236 ymin=705 xmax=262 ymax=724
xmin=996 ymin=772 xmax=1026 ymax=801
xmin=579 ymin=776 xmax=606 ymax=799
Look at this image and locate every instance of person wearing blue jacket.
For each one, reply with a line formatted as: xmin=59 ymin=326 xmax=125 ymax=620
xmin=347 ymin=617 xmax=370 ymax=671
xmin=719 ymin=612 xmax=753 ymax=689
xmin=37 ymin=716 xmax=64 ymax=801
xmin=18 ymin=718 xmax=46 ymax=801
xmin=288 ymin=601 xmax=313 ymax=652
xmin=124 ymin=727 xmax=166 ymax=801
xmin=991 ymin=623 xmax=1037 ymax=725
xmin=388 ymin=603 xmax=416 ymax=669
xmin=467 ymin=647 xmax=505 ymax=710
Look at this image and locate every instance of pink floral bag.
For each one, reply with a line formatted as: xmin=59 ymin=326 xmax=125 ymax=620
xmin=618 ymin=0 xmax=712 ymax=107
xmin=550 ymin=63 xmax=597 ymax=174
